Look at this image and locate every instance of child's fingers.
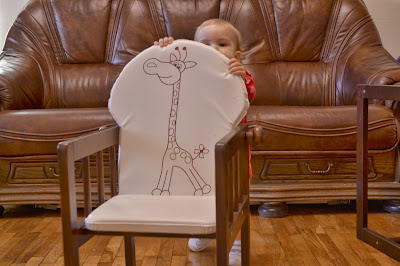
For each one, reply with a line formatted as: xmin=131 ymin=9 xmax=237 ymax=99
xmin=230 ymin=69 xmax=246 ymax=78
xmin=228 ymin=58 xmax=240 ymax=66
xmin=156 ymin=37 xmax=174 ymax=47
xmin=229 ymin=58 xmax=239 ymax=63
xmin=163 ymin=37 xmax=170 ymax=46
xmin=229 ymin=66 xmax=246 ymax=79
xmin=228 ymin=62 xmax=242 ymax=71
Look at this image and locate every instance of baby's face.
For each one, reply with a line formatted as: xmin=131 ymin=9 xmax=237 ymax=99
xmin=195 ymin=24 xmax=240 ymax=60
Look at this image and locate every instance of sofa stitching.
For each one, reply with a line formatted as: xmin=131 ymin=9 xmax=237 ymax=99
xmin=41 ymin=0 xmax=66 ymax=63
xmin=0 ymin=122 xmax=117 ymax=141
xmin=321 ymin=0 xmax=341 ymax=62
xmin=149 ymin=0 xmax=165 ymax=39
xmin=258 ymin=0 xmax=279 ymax=60
xmin=252 ymin=118 xmax=393 ymax=133
xmin=106 ymin=0 xmax=124 ymax=63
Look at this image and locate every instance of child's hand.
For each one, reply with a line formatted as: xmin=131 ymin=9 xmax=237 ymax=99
xmin=228 ymin=58 xmax=246 ymax=80
xmin=154 ymin=37 xmax=174 ymax=47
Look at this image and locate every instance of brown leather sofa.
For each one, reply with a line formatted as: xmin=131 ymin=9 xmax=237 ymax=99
xmin=1 ymin=0 xmax=400 ymax=216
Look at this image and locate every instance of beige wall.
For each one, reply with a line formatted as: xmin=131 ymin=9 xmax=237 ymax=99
xmin=0 ymin=0 xmax=30 ymax=49
xmin=0 ymin=0 xmax=399 ymax=59
xmin=364 ymin=0 xmax=400 ymax=60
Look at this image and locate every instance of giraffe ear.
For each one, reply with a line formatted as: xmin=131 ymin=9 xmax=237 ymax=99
xmin=185 ymin=61 xmax=197 ymax=69
xmin=170 ymin=53 xmax=178 ymax=62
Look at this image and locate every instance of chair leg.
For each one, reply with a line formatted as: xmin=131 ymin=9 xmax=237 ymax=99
xmin=124 ymin=235 xmax=136 ymax=266
xmin=62 ymin=234 xmax=79 ymax=266
xmin=241 ymin=215 xmax=250 ymax=266
xmin=216 ymin=239 xmax=229 ymax=266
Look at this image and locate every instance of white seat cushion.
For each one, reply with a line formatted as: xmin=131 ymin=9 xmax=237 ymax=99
xmin=91 ymin=40 xmax=248 ymax=235
xmin=85 ymin=195 xmax=216 ymax=234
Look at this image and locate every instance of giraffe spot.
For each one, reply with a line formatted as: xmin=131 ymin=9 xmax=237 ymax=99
xmin=173 ymin=90 xmax=177 ymax=96
xmin=185 ymin=157 xmax=192 ymax=164
xmin=174 ymin=98 xmax=178 ymax=105
xmin=171 ymin=136 xmax=176 ymax=142
xmin=174 ymin=147 xmax=180 ymax=154
xmin=180 ymin=152 xmax=187 ymax=159
xmin=176 ymin=83 xmax=180 ymax=89
xmin=172 ymin=120 xmax=176 ymax=126
xmin=167 ymin=142 xmax=173 ymax=149
xmin=170 ymin=153 xmax=176 ymax=160
xmin=168 ymin=128 xmax=174 ymax=136
xmin=170 ymin=110 xmax=176 ymax=117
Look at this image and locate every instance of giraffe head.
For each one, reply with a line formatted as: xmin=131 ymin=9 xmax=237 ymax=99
xmin=143 ymin=47 xmax=197 ymax=85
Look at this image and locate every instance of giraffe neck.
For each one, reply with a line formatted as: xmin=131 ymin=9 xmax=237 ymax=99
xmin=168 ymin=81 xmax=181 ymax=145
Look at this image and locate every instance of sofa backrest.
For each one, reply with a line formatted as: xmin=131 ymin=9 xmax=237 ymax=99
xmin=2 ymin=0 xmax=385 ymax=108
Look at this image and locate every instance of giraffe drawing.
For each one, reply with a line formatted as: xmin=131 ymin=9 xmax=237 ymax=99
xmin=143 ymin=46 xmax=212 ymax=196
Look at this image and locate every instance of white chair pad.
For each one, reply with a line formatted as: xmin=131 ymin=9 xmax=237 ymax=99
xmin=85 ymin=195 xmax=216 ymax=234
xmin=109 ymin=40 xmax=248 ymax=196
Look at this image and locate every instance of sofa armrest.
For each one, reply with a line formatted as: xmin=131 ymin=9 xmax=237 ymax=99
xmin=358 ymin=84 xmax=400 ymax=121
xmin=338 ymin=46 xmax=400 ymax=105
xmin=378 ymin=83 xmax=400 ymax=119
xmin=0 ymin=52 xmax=44 ymax=110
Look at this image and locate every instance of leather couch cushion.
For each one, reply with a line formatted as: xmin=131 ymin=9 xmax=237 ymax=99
xmin=53 ymin=64 xmax=123 ymax=108
xmin=0 ymin=108 xmax=115 ymax=156
xmin=247 ymin=105 xmax=399 ymax=151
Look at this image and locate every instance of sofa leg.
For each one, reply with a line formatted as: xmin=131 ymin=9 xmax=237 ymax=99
xmin=258 ymin=202 xmax=288 ymax=218
xmin=0 ymin=205 xmax=4 ymax=217
xmin=383 ymin=200 xmax=400 ymax=214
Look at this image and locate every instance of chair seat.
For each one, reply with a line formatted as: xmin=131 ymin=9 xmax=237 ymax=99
xmin=85 ymin=195 xmax=216 ymax=234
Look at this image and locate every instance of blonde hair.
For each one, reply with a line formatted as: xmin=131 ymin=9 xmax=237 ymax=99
xmin=194 ymin=19 xmax=242 ymax=51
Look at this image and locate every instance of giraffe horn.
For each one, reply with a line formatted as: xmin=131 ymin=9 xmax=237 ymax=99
xmin=182 ymin=47 xmax=187 ymax=61
xmin=174 ymin=47 xmax=181 ymax=61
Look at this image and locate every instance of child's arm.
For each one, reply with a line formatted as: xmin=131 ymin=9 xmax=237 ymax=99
xmin=228 ymin=59 xmax=256 ymax=102
xmin=154 ymin=37 xmax=174 ymax=47
xmin=244 ymin=70 xmax=256 ymax=103
xmin=228 ymin=58 xmax=246 ymax=80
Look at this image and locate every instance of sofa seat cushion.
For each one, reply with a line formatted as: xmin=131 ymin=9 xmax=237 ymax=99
xmin=0 ymin=107 xmax=115 ymax=156
xmin=247 ymin=105 xmax=399 ymax=151
xmin=85 ymin=195 xmax=216 ymax=234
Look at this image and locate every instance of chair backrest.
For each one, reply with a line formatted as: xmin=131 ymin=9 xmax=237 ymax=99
xmin=108 ymin=40 xmax=249 ymax=196
xmin=2 ymin=0 xmax=386 ymax=110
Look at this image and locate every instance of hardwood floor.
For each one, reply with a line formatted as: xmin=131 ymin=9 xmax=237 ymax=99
xmin=0 ymin=202 xmax=399 ymax=265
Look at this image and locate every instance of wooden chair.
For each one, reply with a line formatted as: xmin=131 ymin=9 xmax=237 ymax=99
xmin=357 ymin=84 xmax=400 ymax=261
xmin=57 ymin=41 xmax=250 ymax=266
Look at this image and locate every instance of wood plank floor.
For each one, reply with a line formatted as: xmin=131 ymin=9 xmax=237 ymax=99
xmin=0 ymin=201 xmax=399 ymax=265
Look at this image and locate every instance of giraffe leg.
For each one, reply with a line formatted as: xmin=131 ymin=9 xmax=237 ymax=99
xmin=160 ymin=166 xmax=176 ymax=195
xmin=152 ymin=163 xmax=171 ymax=195
xmin=187 ymin=166 xmax=211 ymax=196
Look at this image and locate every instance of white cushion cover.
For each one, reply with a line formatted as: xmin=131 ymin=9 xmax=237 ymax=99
xmin=85 ymin=195 xmax=216 ymax=234
xmin=108 ymin=39 xmax=248 ymax=196
xmin=86 ymin=40 xmax=248 ymax=234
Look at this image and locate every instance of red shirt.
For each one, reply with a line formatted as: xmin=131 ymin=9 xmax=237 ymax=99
xmin=240 ymin=70 xmax=256 ymax=178
xmin=240 ymin=70 xmax=256 ymax=123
